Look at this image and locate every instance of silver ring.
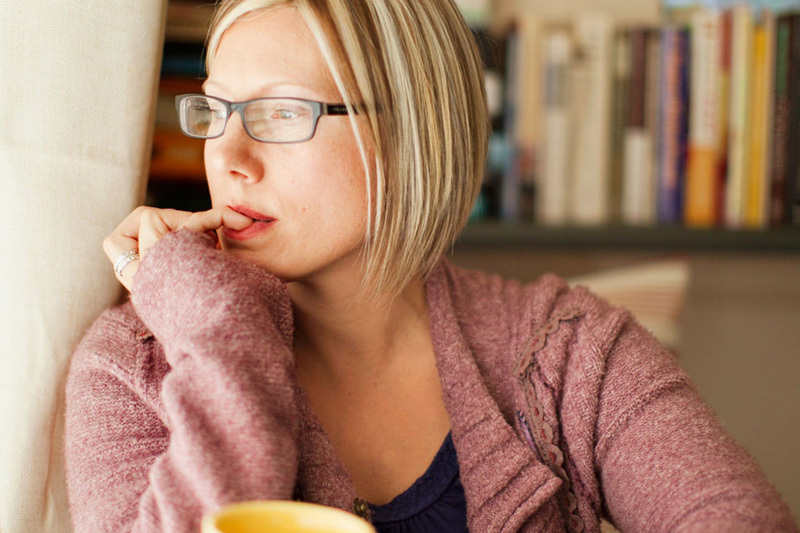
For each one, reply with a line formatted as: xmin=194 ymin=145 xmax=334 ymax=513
xmin=113 ymin=250 xmax=140 ymax=277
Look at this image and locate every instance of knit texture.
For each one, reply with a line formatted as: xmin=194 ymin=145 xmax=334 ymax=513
xmin=65 ymin=229 xmax=798 ymax=532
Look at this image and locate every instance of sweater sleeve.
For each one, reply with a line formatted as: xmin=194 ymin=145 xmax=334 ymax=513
xmin=594 ymin=317 xmax=798 ymax=532
xmin=65 ymin=229 xmax=299 ymax=533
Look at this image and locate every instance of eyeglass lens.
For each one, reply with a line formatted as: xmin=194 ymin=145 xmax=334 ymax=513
xmin=181 ymin=96 xmax=316 ymax=142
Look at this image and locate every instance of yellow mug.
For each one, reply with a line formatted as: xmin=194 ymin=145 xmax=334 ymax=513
xmin=201 ymin=500 xmax=377 ymax=533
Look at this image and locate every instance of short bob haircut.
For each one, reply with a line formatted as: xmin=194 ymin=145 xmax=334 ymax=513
xmin=206 ymin=0 xmax=489 ymax=298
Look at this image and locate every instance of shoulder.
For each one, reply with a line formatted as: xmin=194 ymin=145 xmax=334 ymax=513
xmin=430 ymin=260 xmax=636 ymax=417
xmin=436 ymin=259 xmax=629 ymax=353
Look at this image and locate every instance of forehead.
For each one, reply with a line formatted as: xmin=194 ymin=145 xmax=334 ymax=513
xmin=207 ymin=6 xmax=338 ymax=99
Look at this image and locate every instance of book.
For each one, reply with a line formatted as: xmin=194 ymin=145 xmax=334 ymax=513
xmin=770 ymin=13 xmax=793 ymax=226
xmin=646 ymin=29 xmax=664 ymax=224
xmin=724 ymin=4 xmax=754 ymax=228
xmin=685 ymin=8 xmax=723 ymax=227
xmin=513 ymin=12 xmax=544 ymax=221
xmin=609 ymin=29 xmax=631 ymax=223
xmin=656 ymin=26 xmax=690 ymax=225
xmin=502 ymin=14 xmax=544 ymax=221
xmin=569 ymin=15 xmax=614 ymax=226
xmin=500 ymin=26 xmax=522 ymax=221
xmin=787 ymin=14 xmax=800 ymax=225
xmin=473 ymin=29 xmax=506 ymax=219
xmin=538 ymin=29 xmax=573 ymax=225
xmin=745 ymin=11 xmax=776 ymax=228
xmin=716 ymin=9 xmax=733 ymax=227
xmin=622 ymin=28 xmax=657 ymax=226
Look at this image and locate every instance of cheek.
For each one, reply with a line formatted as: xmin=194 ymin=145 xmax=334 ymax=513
xmin=299 ymin=140 xmax=369 ymax=206
xmin=204 ymin=142 xmax=224 ymax=202
xmin=203 ymin=140 xmax=218 ymax=176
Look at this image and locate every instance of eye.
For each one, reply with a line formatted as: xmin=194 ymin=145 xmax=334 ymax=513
xmin=199 ymin=100 xmax=226 ymax=120
xmin=271 ymin=107 xmax=301 ymax=120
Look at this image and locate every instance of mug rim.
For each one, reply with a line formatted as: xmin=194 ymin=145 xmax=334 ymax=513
xmin=201 ymin=500 xmax=376 ymax=533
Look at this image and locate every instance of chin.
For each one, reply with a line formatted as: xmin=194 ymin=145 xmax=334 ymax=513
xmin=221 ymin=239 xmax=366 ymax=287
xmin=220 ymin=246 xmax=284 ymax=276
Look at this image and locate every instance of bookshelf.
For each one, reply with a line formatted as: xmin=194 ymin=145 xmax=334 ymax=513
xmin=148 ymin=0 xmax=213 ymax=197
xmin=148 ymin=0 xmax=800 ymax=251
xmin=489 ymin=0 xmax=799 ymax=227
xmin=459 ymin=221 xmax=800 ymax=251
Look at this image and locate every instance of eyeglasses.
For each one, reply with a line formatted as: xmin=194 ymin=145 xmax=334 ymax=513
xmin=175 ymin=94 xmax=350 ymax=143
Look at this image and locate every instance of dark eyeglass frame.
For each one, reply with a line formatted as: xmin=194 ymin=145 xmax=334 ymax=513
xmin=174 ymin=94 xmax=350 ymax=144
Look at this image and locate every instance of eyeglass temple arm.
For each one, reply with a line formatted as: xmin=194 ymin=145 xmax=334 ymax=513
xmin=325 ymin=103 xmax=354 ymax=115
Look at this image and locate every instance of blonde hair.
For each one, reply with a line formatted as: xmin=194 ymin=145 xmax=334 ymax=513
xmin=206 ymin=0 xmax=488 ymax=298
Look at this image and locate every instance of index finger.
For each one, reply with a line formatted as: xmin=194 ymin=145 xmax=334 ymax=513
xmin=180 ymin=206 xmax=253 ymax=234
xmin=115 ymin=207 xmax=191 ymax=241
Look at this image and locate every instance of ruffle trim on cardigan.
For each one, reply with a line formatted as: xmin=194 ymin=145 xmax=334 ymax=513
xmin=515 ymin=306 xmax=585 ymax=533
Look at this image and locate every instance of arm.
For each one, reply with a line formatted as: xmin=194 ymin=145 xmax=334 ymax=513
xmin=595 ymin=319 xmax=797 ymax=532
xmin=66 ymin=229 xmax=298 ymax=533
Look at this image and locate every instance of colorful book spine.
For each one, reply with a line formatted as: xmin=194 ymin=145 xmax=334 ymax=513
xmin=724 ymin=4 xmax=754 ymax=228
xmin=685 ymin=8 xmax=723 ymax=228
xmin=656 ymin=26 xmax=690 ymax=224
xmin=787 ymin=15 xmax=800 ymax=225
xmin=770 ymin=14 xmax=793 ymax=227
xmin=622 ymin=28 xmax=656 ymax=226
xmin=716 ymin=10 xmax=733 ymax=227
xmin=745 ymin=11 xmax=775 ymax=229
xmin=646 ymin=30 xmax=663 ymax=224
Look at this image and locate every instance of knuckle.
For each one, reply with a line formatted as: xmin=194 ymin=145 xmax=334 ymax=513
xmin=183 ymin=212 xmax=203 ymax=228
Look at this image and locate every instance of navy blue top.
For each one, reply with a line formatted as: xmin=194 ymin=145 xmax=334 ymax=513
xmin=367 ymin=433 xmax=468 ymax=532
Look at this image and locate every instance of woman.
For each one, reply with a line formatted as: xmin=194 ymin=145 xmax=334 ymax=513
xmin=65 ymin=1 xmax=797 ymax=532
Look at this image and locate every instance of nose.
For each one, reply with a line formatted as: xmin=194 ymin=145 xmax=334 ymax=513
xmin=204 ymin=111 xmax=264 ymax=184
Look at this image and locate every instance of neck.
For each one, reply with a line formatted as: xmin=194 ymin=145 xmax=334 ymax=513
xmin=288 ymin=274 xmax=429 ymax=384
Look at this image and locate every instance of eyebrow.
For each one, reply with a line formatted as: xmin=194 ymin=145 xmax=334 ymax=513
xmin=202 ymin=79 xmax=332 ymax=100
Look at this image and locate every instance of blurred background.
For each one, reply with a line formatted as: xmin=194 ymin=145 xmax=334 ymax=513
xmin=152 ymin=0 xmax=800 ymax=521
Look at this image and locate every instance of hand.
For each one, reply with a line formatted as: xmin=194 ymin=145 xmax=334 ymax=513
xmin=103 ymin=206 xmax=253 ymax=291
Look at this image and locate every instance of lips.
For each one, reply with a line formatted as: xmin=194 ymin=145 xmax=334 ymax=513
xmin=224 ymin=204 xmax=276 ymax=241
xmin=229 ymin=204 xmax=274 ymax=222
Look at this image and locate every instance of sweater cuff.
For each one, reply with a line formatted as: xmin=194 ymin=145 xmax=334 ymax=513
xmin=131 ymin=228 xmax=294 ymax=350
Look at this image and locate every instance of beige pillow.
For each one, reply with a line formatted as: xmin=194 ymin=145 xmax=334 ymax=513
xmin=0 ymin=2 xmax=166 ymax=531
xmin=569 ymin=258 xmax=691 ymax=351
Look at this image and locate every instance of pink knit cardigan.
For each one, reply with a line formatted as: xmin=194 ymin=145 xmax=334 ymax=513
xmin=65 ymin=230 xmax=798 ymax=532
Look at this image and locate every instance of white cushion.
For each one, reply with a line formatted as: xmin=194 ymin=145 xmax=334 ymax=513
xmin=0 ymin=1 xmax=166 ymax=531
